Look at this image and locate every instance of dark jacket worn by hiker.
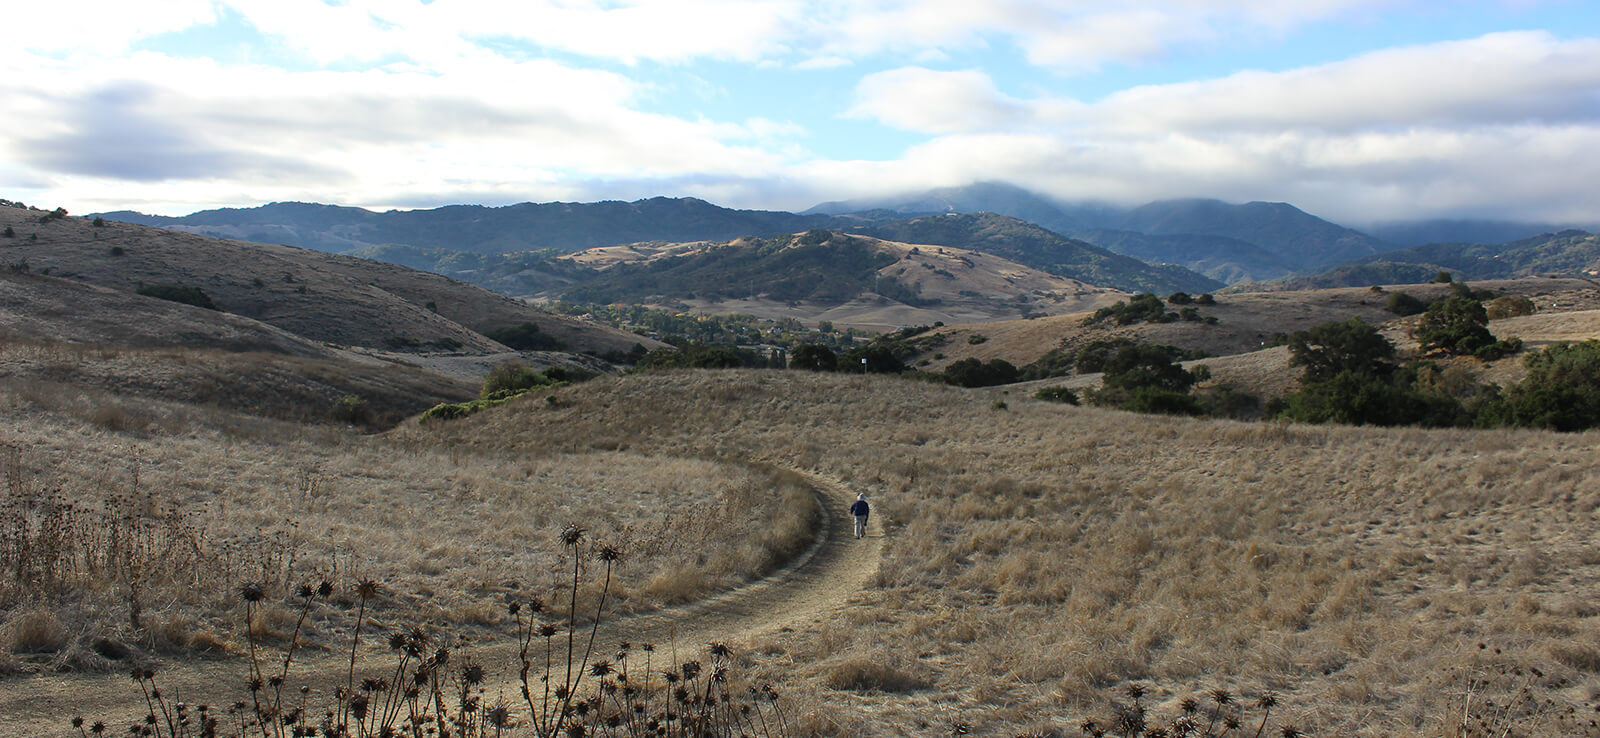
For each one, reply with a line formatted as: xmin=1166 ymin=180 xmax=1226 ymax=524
xmin=850 ymin=499 xmax=869 ymax=517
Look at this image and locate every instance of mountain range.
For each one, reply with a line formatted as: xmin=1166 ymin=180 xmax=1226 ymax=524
xmin=1271 ymin=230 xmax=1600 ymax=289
xmin=96 ymin=183 xmax=1599 ymax=301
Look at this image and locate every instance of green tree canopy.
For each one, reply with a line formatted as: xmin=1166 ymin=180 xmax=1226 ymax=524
xmin=1479 ymin=340 xmax=1600 ymax=431
xmin=1415 ymin=296 xmax=1496 ymax=355
xmin=1101 ymin=344 xmax=1195 ymax=393
xmin=789 ymin=343 xmax=837 ymax=371
xmin=944 ymin=358 xmax=1020 ymax=388
xmin=839 ymin=344 xmax=905 ymax=374
xmin=1287 ymin=317 xmax=1395 ymax=383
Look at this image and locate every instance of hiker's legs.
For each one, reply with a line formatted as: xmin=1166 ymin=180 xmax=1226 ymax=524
xmin=854 ymin=514 xmax=867 ymax=538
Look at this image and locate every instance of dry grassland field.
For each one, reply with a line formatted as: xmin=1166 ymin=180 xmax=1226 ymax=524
xmin=5 ymin=361 xmax=1600 ymax=736
xmin=5 ymin=205 xmax=1600 ymax=736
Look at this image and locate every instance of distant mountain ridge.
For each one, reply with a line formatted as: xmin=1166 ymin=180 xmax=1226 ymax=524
xmin=102 ymin=197 xmax=839 ymax=255
xmin=1281 ymin=230 xmax=1600 ymax=289
xmin=845 ymin=213 xmax=1221 ymax=295
xmin=102 ymin=197 xmax=1221 ymax=297
xmin=813 ymin=183 xmax=1394 ymax=283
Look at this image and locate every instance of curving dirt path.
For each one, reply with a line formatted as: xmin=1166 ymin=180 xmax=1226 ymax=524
xmin=0 ymin=469 xmax=881 ymax=736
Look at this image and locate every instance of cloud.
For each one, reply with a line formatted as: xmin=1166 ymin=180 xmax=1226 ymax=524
xmin=1091 ymin=31 xmax=1600 ymax=134
xmin=0 ymin=44 xmax=805 ymax=214
xmin=827 ymin=31 xmax=1600 ymax=223
xmin=5 ymin=3 xmax=1598 ymax=226
xmin=845 ymin=68 xmax=1041 ymax=134
xmin=8 ymin=0 xmax=217 ymax=55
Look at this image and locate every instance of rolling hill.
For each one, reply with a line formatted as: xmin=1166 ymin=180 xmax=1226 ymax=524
xmin=99 ymin=197 xmax=839 ymax=255
xmin=846 ymin=212 xmax=1221 ymax=294
xmin=544 ymin=230 xmax=1126 ymax=329
xmin=2 ymin=203 xmax=652 ymax=356
xmin=806 ymin=182 xmax=1396 ymax=283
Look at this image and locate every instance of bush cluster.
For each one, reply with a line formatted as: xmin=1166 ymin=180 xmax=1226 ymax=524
xmin=1267 ymin=310 xmax=1600 ymax=431
xmin=135 ymin=283 xmax=219 ymax=311
xmin=484 ymin=321 xmax=565 ymax=351
xmin=1085 ymin=292 xmax=1217 ymax=327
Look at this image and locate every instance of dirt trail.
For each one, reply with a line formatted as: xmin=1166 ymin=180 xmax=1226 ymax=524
xmin=0 ymin=470 xmax=881 ymax=736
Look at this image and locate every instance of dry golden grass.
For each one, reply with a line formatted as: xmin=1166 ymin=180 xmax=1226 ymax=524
xmin=0 ymin=203 xmax=657 ymax=356
xmin=0 ymin=335 xmax=477 ymax=427
xmin=398 ymin=369 xmax=1600 ymax=736
xmin=566 ymin=233 xmax=1125 ymax=331
xmin=0 ymin=376 xmax=815 ymax=680
xmin=913 ymin=278 xmax=1600 ymax=374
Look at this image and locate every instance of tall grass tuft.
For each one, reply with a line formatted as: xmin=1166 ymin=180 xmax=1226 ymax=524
xmin=87 ymin=526 xmax=793 ymax=737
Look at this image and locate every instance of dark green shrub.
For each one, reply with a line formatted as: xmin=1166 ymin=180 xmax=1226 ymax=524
xmin=839 ymin=344 xmax=905 ymax=374
xmin=1019 ymin=348 xmax=1075 ymax=380
xmin=966 ymin=334 xmax=988 ymax=345
xmin=136 ymin=283 xmax=218 ymax=310
xmin=1485 ymin=295 xmax=1536 ymax=319
xmin=1195 ymin=293 xmax=1216 ymax=305
xmin=2 ymin=226 xmax=12 ymax=238
xmin=1432 ymin=271 xmax=1454 ymax=283
xmin=419 ymin=402 xmax=472 ymax=423
xmin=541 ymin=366 xmax=594 ymax=384
xmin=943 ymin=358 xmax=1019 ymax=388
xmin=789 ymin=343 xmax=837 ymax=371
xmin=485 ymin=322 xmax=565 ymax=351
xmin=332 ymin=395 xmax=370 ymax=425
xmin=481 ymin=361 xmax=554 ymax=399
xmin=1287 ymin=317 xmax=1395 ymax=382
xmin=1084 ymin=292 xmax=1174 ymax=326
xmin=1476 ymin=340 xmax=1600 ymax=431
xmin=1167 ymin=292 xmax=1193 ymax=305
xmin=108 ymin=246 xmax=125 ymax=256
xmin=636 ymin=342 xmax=753 ymax=370
xmin=1416 ymin=296 xmax=1497 ymax=355
xmin=1074 ymin=338 xmax=1137 ymax=374
xmin=1033 ymin=386 xmax=1079 ymax=404
xmin=1386 ymin=291 xmax=1427 ymax=316
xmin=1203 ymin=385 xmax=1261 ymax=419
xmin=1101 ymin=344 xmax=1195 ymax=393
xmin=92 ymin=216 xmax=105 ymax=227
xmin=1274 ymin=369 xmax=1464 ymax=427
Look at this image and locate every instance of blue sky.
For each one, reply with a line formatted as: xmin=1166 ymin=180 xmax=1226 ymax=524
xmin=3 ymin=0 xmax=1598 ymax=225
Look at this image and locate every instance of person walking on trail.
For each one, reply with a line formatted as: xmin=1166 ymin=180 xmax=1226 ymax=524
xmin=850 ymin=493 xmax=870 ymax=538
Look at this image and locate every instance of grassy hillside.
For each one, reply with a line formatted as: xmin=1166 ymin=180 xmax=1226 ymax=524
xmin=851 ymin=212 xmax=1222 ymax=295
xmin=101 ymin=197 xmax=837 ymax=254
xmin=546 ymin=230 xmax=1126 ymax=328
xmin=400 ymin=369 xmax=1600 ymax=736
xmin=7 ymin=282 xmax=1600 ymax=734
xmin=2 ymin=203 xmax=654 ymax=355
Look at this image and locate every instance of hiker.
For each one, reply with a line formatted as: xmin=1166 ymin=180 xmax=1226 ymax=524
xmin=850 ymin=493 xmax=869 ymax=538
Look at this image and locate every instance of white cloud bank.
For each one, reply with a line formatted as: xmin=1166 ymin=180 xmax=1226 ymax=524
xmin=840 ymin=31 xmax=1600 ymax=223
xmin=0 ymin=1 xmax=1596 ymax=226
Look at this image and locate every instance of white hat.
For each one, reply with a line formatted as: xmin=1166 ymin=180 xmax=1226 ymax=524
xmin=857 ymin=493 xmax=866 ymax=500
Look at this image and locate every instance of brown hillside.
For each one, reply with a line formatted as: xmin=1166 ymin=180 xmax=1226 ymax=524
xmin=911 ymin=278 xmax=1600 ymax=372
xmin=560 ymin=233 xmax=1128 ymax=330
xmin=0 ymin=268 xmax=334 ymax=358
xmin=1 ymin=204 xmax=656 ymax=355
